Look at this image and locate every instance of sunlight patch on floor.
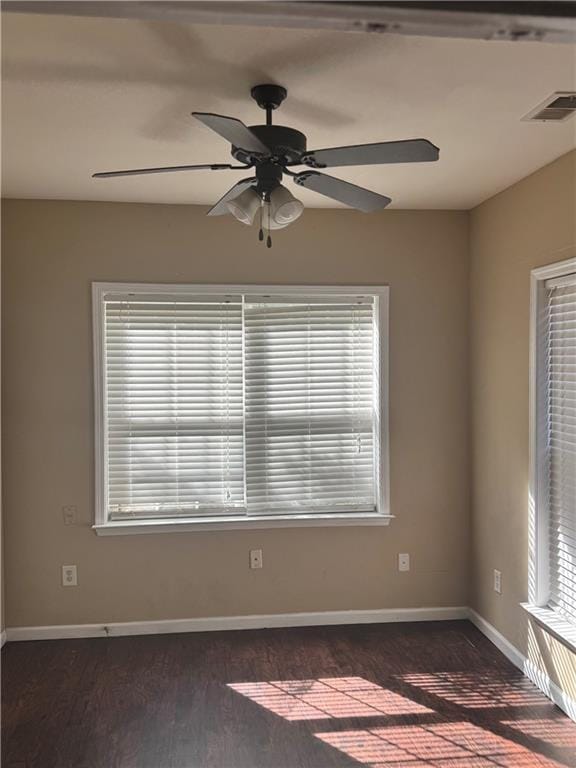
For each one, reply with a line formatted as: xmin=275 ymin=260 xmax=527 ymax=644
xmin=227 ymin=676 xmax=432 ymax=721
xmin=227 ymin=672 xmax=575 ymax=766
xmin=502 ymin=718 xmax=576 ymax=748
xmin=315 ymin=721 xmax=566 ymax=767
xmin=401 ymin=671 xmax=546 ymax=709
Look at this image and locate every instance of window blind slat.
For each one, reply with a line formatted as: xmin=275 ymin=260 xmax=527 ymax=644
xmin=244 ymin=299 xmax=377 ymax=516
xmin=104 ymin=298 xmax=245 ymax=519
xmin=546 ymin=276 xmax=576 ymax=623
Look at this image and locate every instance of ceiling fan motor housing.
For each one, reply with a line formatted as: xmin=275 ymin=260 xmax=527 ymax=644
xmin=231 ymin=125 xmax=307 ymax=165
xmin=255 ymin=163 xmax=283 ymax=195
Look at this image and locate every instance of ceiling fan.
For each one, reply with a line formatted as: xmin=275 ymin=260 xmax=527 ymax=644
xmin=93 ymin=84 xmax=439 ymax=247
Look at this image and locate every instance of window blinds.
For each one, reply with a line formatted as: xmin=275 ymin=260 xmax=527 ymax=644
xmin=244 ymin=297 xmax=377 ymax=515
xmin=104 ymin=295 xmax=244 ymax=518
xmin=100 ymin=289 xmax=380 ymax=522
xmin=546 ymin=275 xmax=576 ymax=622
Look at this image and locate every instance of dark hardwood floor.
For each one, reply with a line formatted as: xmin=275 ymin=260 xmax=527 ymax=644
xmin=2 ymin=620 xmax=575 ymax=768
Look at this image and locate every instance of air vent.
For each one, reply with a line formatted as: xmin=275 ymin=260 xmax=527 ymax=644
xmin=522 ymin=92 xmax=576 ymax=123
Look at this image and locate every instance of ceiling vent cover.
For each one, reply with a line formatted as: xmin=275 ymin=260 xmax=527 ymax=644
xmin=523 ymin=92 xmax=576 ymax=123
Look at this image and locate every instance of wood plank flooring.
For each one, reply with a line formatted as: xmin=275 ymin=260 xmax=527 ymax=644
xmin=2 ymin=620 xmax=576 ymax=768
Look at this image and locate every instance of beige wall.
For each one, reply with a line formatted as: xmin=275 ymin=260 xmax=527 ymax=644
xmin=1 ymin=201 xmax=470 ymax=627
xmin=470 ymin=150 xmax=576 ymax=699
xmin=3 ymin=152 xmax=575 ymax=706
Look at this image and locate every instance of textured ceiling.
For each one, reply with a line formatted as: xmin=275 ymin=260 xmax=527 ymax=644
xmin=1 ymin=11 xmax=575 ymax=209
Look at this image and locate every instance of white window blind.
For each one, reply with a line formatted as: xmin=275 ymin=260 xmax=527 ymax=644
xmin=95 ymin=285 xmax=387 ymax=528
xmin=244 ymin=297 xmax=377 ymax=515
xmin=545 ymin=275 xmax=576 ymax=623
xmin=104 ymin=295 xmax=244 ymax=519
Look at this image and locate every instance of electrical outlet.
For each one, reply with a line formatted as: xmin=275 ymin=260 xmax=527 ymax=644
xmin=494 ymin=569 xmax=502 ymax=594
xmin=250 ymin=549 xmax=263 ymax=569
xmin=398 ymin=553 xmax=410 ymax=572
xmin=62 ymin=565 xmax=78 ymax=587
xmin=62 ymin=505 xmax=77 ymax=525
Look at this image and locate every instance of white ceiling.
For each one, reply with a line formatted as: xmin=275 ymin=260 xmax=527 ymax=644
xmin=2 ymin=11 xmax=575 ymax=209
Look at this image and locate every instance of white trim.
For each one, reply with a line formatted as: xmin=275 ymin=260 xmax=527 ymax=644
xmin=92 ymin=282 xmax=390 ymax=533
xmin=93 ymin=514 xmax=393 ymax=535
xmin=468 ymin=609 xmax=576 ymax=722
xmin=529 ymin=266 xmax=551 ymax=606
xmin=468 ymin=609 xmax=526 ymax=669
xmin=531 ymin=256 xmax=576 ymax=282
xmin=1 ymin=630 xmax=7 ymax=648
xmin=5 ymin=606 xmax=467 ymax=642
xmin=522 ymin=603 xmax=576 ymax=654
xmin=93 ymin=282 xmax=390 ymax=297
xmin=92 ymin=283 xmax=106 ymax=530
xmin=376 ymin=290 xmax=390 ymax=530
xmin=529 ymin=257 xmax=576 ymax=624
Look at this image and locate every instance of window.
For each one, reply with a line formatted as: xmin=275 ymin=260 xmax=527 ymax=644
xmin=527 ymin=259 xmax=576 ymax=650
xmin=93 ymin=283 xmax=389 ymax=533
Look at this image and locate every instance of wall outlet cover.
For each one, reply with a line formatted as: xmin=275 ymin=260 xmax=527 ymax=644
xmin=62 ymin=564 xmax=78 ymax=587
xmin=62 ymin=505 xmax=77 ymax=525
xmin=398 ymin=553 xmax=410 ymax=572
xmin=250 ymin=549 xmax=263 ymax=569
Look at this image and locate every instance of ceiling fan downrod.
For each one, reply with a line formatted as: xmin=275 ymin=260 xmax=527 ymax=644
xmin=250 ymin=84 xmax=287 ymax=127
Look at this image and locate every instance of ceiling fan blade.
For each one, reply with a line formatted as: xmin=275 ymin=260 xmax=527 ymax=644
xmin=192 ymin=113 xmax=269 ymax=154
xmin=293 ymin=171 xmax=391 ymax=213
xmin=301 ymin=139 xmax=439 ymax=169
xmin=208 ymin=177 xmax=258 ymax=216
xmin=93 ymin=163 xmax=241 ymax=178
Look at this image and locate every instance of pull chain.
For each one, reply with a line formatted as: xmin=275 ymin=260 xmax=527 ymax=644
xmin=266 ymin=199 xmax=272 ymax=248
xmin=258 ymin=199 xmax=264 ymax=242
xmin=256 ymin=195 xmax=273 ymax=248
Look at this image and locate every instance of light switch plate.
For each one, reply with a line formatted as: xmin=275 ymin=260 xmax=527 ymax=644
xmin=494 ymin=569 xmax=502 ymax=594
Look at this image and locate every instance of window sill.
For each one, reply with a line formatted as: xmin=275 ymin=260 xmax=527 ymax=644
xmin=521 ymin=603 xmax=576 ymax=653
xmin=93 ymin=513 xmax=393 ymax=536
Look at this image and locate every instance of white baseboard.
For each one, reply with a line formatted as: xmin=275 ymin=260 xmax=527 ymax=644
xmin=468 ymin=608 xmax=576 ymax=722
xmin=0 ymin=630 xmax=6 ymax=648
xmin=5 ymin=605 xmax=468 ymax=642
xmin=467 ymin=609 xmax=526 ymax=669
xmin=5 ymin=606 xmax=575 ymax=721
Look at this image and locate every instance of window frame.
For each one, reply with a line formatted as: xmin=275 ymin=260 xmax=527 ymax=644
xmin=525 ymin=256 xmax=576 ymax=652
xmin=92 ymin=282 xmax=391 ymax=535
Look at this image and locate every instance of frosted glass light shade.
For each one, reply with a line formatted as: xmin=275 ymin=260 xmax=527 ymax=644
xmin=270 ymin=185 xmax=304 ymax=226
xmin=227 ymin=188 xmax=261 ymax=225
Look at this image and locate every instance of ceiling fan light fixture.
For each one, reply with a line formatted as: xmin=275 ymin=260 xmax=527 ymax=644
xmin=226 ymin=187 xmax=261 ymax=225
xmin=263 ymin=200 xmax=290 ymax=230
xmin=270 ymin=185 xmax=304 ymax=226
